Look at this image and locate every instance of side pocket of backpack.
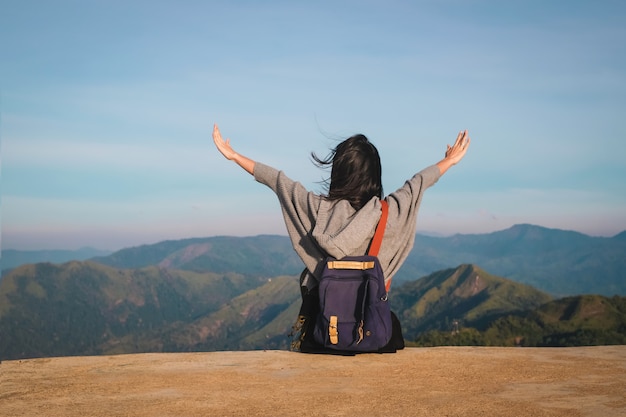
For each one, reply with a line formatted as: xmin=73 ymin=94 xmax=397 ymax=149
xmin=361 ymin=270 xmax=393 ymax=350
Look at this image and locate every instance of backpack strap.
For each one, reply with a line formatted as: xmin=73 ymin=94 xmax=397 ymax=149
xmin=367 ymin=199 xmax=388 ymax=257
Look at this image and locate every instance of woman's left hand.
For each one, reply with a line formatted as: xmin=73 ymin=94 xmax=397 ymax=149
xmin=436 ymin=130 xmax=471 ymax=175
xmin=444 ymin=130 xmax=470 ymax=165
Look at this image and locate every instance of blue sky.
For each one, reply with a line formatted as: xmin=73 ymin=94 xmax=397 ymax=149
xmin=2 ymin=0 xmax=625 ymax=251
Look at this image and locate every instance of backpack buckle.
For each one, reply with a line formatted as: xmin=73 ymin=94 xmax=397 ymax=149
xmin=329 ymin=315 xmax=339 ymax=345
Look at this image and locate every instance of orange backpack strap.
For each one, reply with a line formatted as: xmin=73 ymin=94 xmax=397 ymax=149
xmin=367 ymin=199 xmax=388 ymax=257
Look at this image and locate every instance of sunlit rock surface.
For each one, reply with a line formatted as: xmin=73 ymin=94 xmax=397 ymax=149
xmin=1 ymin=347 xmax=625 ymax=416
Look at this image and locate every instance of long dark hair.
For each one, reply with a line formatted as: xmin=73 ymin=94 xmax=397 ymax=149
xmin=311 ymin=134 xmax=383 ymax=211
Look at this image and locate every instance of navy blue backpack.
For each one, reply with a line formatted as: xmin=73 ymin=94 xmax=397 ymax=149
xmin=310 ymin=200 xmax=394 ymax=352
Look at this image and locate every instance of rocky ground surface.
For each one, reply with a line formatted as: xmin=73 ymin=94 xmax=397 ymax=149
xmin=1 ymin=346 xmax=625 ymax=416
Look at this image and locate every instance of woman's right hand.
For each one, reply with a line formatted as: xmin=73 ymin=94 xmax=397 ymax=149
xmin=212 ymin=124 xmax=256 ymax=175
xmin=212 ymin=124 xmax=237 ymax=160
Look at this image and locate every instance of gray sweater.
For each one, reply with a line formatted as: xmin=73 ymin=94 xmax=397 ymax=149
xmin=253 ymin=162 xmax=441 ymax=290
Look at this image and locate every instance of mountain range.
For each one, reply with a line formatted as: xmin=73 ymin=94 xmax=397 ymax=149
xmin=3 ymin=224 xmax=624 ymax=296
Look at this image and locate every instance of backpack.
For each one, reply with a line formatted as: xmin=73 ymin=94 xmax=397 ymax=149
xmin=310 ymin=200 xmax=393 ymax=352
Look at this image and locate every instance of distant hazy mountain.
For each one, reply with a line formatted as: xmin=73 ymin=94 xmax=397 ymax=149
xmin=90 ymin=235 xmax=303 ymax=276
xmin=87 ymin=224 xmax=626 ymax=296
xmin=1 ymin=247 xmax=112 ymax=275
xmin=2 ymin=260 xmax=625 ymax=360
xmin=402 ymin=224 xmax=626 ymax=296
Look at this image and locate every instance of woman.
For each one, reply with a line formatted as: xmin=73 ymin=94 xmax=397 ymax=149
xmin=212 ymin=124 xmax=470 ymax=292
xmin=212 ymin=124 xmax=470 ymax=352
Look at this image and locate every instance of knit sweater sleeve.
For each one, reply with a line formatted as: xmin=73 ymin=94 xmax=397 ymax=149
xmin=379 ymin=164 xmax=442 ymax=287
xmin=253 ymin=162 xmax=326 ymax=275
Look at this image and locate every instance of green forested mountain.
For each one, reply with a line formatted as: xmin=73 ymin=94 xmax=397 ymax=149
xmin=391 ymin=264 xmax=553 ymax=338
xmin=413 ymin=294 xmax=626 ymax=347
xmin=0 ymin=261 xmax=275 ymax=359
xmin=2 ymin=259 xmax=624 ymax=361
xmin=143 ymin=275 xmax=301 ymax=353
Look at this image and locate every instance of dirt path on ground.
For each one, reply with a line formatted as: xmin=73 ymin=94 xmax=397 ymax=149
xmin=1 ymin=346 xmax=625 ymax=416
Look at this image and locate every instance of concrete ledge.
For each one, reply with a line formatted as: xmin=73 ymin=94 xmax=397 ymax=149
xmin=1 ymin=346 xmax=625 ymax=416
